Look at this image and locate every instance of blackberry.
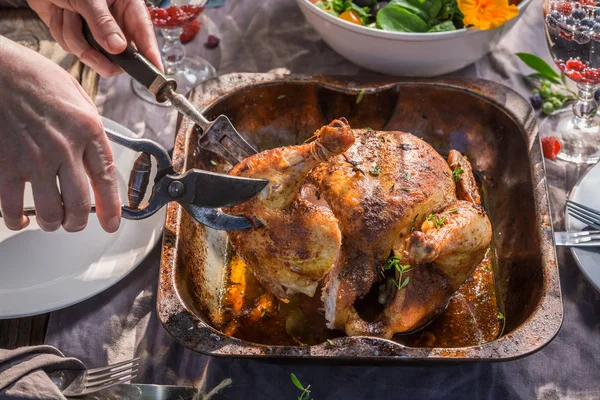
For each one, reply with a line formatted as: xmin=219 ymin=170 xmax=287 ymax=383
xmin=571 ymin=8 xmax=587 ymax=20
xmin=581 ymin=18 xmax=595 ymax=28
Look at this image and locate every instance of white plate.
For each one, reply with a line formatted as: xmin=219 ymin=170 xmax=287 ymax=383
xmin=566 ymin=162 xmax=600 ymax=292
xmin=0 ymin=133 xmax=165 ymax=319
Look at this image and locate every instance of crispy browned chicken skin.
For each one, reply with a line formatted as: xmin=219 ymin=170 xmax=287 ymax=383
xmin=227 ymin=122 xmax=492 ymax=339
xmin=226 ymin=119 xmax=355 ymax=298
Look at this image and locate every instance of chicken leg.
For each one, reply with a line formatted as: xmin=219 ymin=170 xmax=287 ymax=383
xmin=226 ymin=119 xmax=355 ymax=299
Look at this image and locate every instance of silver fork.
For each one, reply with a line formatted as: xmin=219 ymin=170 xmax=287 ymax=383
xmin=554 ymin=230 xmax=600 ymax=247
xmin=567 ymin=200 xmax=600 ymax=229
xmin=49 ymin=357 xmax=140 ymax=397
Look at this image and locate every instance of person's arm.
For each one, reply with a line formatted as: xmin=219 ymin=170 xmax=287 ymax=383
xmin=0 ymin=36 xmax=121 ymax=232
xmin=27 ymin=0 xmax=162 ymax=76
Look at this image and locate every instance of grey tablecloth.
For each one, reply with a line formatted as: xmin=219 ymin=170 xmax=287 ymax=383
xmin=44 ymin=0 xmax=600 ymax=399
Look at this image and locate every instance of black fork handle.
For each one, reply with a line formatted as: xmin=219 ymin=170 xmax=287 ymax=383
xmin=82 ymin=21 xmax=175 ymax=101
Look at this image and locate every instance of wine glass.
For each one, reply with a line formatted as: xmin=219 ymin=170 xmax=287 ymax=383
xmin=133 ymin=0 xmax=217 ymax=105
xmin=543 ymin=0 xmax=600 ymax=163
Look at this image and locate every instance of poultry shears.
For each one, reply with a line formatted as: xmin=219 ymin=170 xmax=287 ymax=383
xmin=6 ymin=118 xmax=267 ymax=231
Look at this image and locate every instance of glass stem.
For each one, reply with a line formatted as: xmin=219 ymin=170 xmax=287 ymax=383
xmin=161 ymin=28 xmax=185 ymax=76
xmin=572 ymin=83 xmax=598 ymax=128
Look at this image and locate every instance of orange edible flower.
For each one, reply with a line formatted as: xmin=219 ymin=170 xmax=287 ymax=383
xmin=458 ymin=0 xmax=519 ymax=30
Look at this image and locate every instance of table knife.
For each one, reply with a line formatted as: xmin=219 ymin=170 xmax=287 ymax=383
xmin=554 ymin=231 xmax=600 ymax=247
xmin=68 ymin=383 xmax=197 ymax=400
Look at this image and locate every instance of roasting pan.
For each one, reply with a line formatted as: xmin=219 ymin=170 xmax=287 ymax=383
xmin=157 ymin=74 xmax=562 ymax=361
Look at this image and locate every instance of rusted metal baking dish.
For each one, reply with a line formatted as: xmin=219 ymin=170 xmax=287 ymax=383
xmin=157 ymin=74 xmax=562 ymax=361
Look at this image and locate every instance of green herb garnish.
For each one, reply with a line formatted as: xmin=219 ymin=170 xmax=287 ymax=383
xmin=401 ymin=187 xmax=410 ymax=192
xmin=410 ymin=214 xmax=419 ymax=232
xmin=370 ymin=164 xmax=381 ymax=176
xmin=291 ymin=373 xmax=311 ymax=400
xmin=405 ymin=171 xmax=412 ymax=181
xmin=426 ymin=214 xmax=447 ymax=229
xmin=390 ymin=184 xmax=395 ymax=193
xmin=326 ymin=339 xmax=334 ymax=345
xmin=353 ymin=166 xmax=365 ymax=175
xmin=452 ymin=166 xmax=464 ymax=181
xmin=210 ymin=160 xmax=217 ymax=166
xmin=356 ymin=89 xmax=365 ymax=104
xmin=497 ymin=311 xmax=505 ymax=320
xmin=383 ymin=256 xmax=412 ymax=291
xmin=379 ymin=136 xmax=386 ymax=142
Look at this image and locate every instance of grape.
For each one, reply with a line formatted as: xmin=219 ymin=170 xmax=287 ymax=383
xmin=542 ymin=102 xmax=555 ymax=115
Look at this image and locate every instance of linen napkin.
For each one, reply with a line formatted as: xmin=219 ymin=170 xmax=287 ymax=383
xmin=0 ymin=346 xmax=84 ymax=400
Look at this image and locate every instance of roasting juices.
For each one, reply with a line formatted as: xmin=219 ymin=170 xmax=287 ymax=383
xmin=546 ymin=0 xmax=600 ymax=83
xmin=209 ymin=247 xmax=502 ymax=348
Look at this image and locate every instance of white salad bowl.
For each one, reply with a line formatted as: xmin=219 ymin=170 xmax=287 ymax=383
xmin=297 ymin=0 xmax=534 ymax=76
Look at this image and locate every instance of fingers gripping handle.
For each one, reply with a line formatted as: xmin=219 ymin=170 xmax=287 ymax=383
xmin=81 ymin=21 xmax=175 ymax=100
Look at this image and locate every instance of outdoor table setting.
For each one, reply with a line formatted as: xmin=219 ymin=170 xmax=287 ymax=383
xmin=2 ymin=0 xmax=600 ymax=399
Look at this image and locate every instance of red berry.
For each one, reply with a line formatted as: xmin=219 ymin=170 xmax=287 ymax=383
xmin=541 ymin=137 xmax=562 ymax=160
xmin=568 ymin=70 xmax=583 ymax=80
xmin=559 ymin=30 xmax=573 ymax=40
xmin=566 ymin=59 xmax=585 ymax=71
xmin=205 ymin=34 xmax=220 ymax=49
xmin=585 ymin=68 xmax=600 ymax=81
xmin=557 ymin=2 xmax=572 ymax=15
xmin=180 ymin=19 xmax=201 ymax=44
xmin=155 ymin=8 xmax=168 ymax=19
xmin=166 ymin=6 xmax=178 ymax=16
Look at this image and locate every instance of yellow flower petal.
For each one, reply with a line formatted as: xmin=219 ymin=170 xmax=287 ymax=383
xmin=458 ymin=0 xmax=519 ymax=30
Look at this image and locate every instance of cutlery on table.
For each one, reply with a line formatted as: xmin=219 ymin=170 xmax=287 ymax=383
xmin=554 ymin=230 xmax=600 ymax=247
xmin=49 ymin=357 xmax=140 ymax=397
xmin=66 ymin=383 xmax=197 ymax=400
xmin=567 ymin=200 xmax=600 ymax=230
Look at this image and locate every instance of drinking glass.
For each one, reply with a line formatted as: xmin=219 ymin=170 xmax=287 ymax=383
xmin=543 ymin=0 xmax=600 ymax=163
xmin=133 ymin=0 xmax=217 ymax=105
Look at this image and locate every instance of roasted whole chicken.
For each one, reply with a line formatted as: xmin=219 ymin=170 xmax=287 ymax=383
xmin=226 ymin=119 xmax=492 ymax=339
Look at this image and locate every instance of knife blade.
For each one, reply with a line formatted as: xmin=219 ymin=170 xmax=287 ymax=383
xmin=554 ymin=231 xmax=600 ymax=247
xmin=67 ymin=383 xmax=197 ymax=400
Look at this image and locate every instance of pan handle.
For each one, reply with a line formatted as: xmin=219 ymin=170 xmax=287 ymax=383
xmin=81 ymin=21 xmax=175 ymax=102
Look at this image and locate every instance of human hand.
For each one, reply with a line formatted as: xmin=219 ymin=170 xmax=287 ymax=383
xmin=0 ymin=37 xmax=121 ymax=233
xmin=27 ymin=0 xmax=162 ymax=77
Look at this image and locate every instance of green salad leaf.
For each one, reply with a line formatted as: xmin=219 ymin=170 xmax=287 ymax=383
xmin=428 ymin=20 xmax=456 ymax=32
xmin=312 ymin=0 xmax=346 ymax=16
xmin=392 ymin=0 xmax=442 ymax=21
xmin=313 ymin=0 xmax=371 ymax=24
xmin=438 ymin=0 xmax=459 ymax=20
xmin=377 ymin=4 xmax=429 ymax=32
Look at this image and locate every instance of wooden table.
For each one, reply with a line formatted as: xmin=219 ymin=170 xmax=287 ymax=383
xmin=0 ymin=7 xmax=98 ymax=349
